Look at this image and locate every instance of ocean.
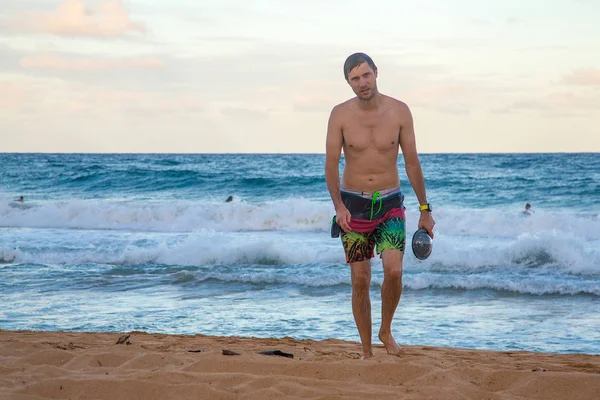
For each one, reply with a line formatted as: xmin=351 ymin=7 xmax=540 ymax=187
xmin=1 ymin=153 xmax=599 ymax=354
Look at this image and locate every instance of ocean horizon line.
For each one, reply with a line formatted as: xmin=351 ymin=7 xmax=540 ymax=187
xmin=2 ymin=151 xmax=599 ymax=156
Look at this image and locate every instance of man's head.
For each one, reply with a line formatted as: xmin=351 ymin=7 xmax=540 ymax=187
xmin=525 ymin=203 xmax=531 ymax=210
xmin=343 ymin=52 xmax=378 ymax=101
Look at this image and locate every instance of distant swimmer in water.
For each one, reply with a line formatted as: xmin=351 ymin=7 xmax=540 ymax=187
xmin=9 ymin=195 xmax=31 ymax=209
xmin=523 ymin=203 xmax=534 ymax=216
xmin=225 ymin=196 xmax=233 ymax=202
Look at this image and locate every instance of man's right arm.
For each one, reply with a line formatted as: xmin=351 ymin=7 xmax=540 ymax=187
xmin=325 ymin=105 xmax=343 ymax=209
xmin=325 ymin=105 xmax=351 ymax=232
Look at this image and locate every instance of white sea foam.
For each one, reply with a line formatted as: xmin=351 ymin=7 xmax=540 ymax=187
xmin=2 ymin=199 xmax=599 ymax=239
xmin=0 ymin=198 xmax=333 ymax=233
xmin=3 ymin=226 xmax=598 ymax=295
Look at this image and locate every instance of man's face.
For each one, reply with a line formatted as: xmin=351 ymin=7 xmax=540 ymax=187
xmin=347 ymin=62 xmax=378 ymax=101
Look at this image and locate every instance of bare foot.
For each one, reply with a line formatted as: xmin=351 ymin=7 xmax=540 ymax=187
xmin=379 ymin=332 xmax=402 ymax=357
xmin=361 ymin=352 xmax=375 ymax=360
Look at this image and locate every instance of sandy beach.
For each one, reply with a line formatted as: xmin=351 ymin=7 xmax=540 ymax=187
xmin=1 ymin=330 xmax=599 ymax=400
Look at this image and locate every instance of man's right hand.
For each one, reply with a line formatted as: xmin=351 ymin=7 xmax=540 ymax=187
xmin=335 ymin=205 xmax=352 ymax=233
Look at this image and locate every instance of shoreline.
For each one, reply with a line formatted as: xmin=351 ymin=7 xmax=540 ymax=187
xmin=1 ymin=329 xmax=599 ymax=399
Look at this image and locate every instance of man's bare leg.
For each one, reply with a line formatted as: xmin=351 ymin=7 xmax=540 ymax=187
xmin=350 ymin=260 xmax=373 ymax=359
xmin=379 ymin=249 xmax=404 ymax=356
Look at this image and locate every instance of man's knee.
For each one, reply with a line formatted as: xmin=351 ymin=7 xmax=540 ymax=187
xmin=385 ymin=266 xmax=402 ymax=282
xmin=381 ymin=250 xmax=403 ymax=279
xmin=350 ymin=262 xmax=371 ymax=288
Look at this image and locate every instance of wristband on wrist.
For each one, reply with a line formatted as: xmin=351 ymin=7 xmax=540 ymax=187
xmin=419 ymin=203 xmax=432 ymax=212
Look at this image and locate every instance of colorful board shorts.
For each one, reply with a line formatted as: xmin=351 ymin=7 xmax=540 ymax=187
xmin=339 ymin=185 xmax=406 ymax=263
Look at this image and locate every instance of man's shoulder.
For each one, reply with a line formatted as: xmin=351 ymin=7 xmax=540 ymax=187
xmin=330 ymin=96 xmax=411 ymax=115
xmin=330 ymin=98 xmax=354 ymax=117
xmin=333 ymin=98 xmax=354 ymax=110
xmin=382 ymin=94 xmax=410 ymax=111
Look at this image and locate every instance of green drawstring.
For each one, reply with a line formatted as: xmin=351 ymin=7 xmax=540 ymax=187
xmin=370 ymin=191 xmax=382 ymax=220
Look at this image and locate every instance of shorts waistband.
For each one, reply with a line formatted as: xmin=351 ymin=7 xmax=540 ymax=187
xmin=340 ymin=184 xmax=401 ymax=199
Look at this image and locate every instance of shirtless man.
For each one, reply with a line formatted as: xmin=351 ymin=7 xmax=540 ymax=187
xmin=325 ymin=52 xmax=435 ymax=359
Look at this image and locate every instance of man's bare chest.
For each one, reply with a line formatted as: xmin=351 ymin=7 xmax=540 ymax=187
xmin=342 ymin=115 xmax=401 ymax=152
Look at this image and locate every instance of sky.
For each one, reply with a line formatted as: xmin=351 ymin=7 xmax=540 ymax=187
xmin=1 ymin=0 xmax=599 ymax=153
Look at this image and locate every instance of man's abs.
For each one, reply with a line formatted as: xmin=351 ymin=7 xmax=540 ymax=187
xmin=341 ymin=155 xmax=400 ymax=193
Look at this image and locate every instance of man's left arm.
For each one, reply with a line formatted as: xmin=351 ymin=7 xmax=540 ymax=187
xmin=398 ymin=103 xmax=435 ymax=238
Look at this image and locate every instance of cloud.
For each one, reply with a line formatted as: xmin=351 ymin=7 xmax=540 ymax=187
xmin=562 ymin=68 xmax=600 ymax=86
xmin=417 ymin=38 xmax=489 ymax=50
xmin=0 ymin=81 xmax=29 ymax=109
xmin=517 ymin=45 xmax=570 ymax=52
xmin=404 ymin=83 xmax=481 ymax=114
xmin=290 ymin=80 xmax=342 ymax=113
xmin=0 ymin=45 xmax=166 ymax=90
xmin=2 ymin=0 xmax=145 ymax=37
xmin=20 ymin=53 xmax=165 ymax=71
xmin=494 ymin=91 xmax=600 ymax=116
xmin=70 ymin=87 xmax=205 ymax=115
xmin=406 ymin=84 xmax=465 ymax=106
xmin=220 ymin=106 xmax=269 ymax=121
xmin=470 ymin=18 xmax=489 ymax=26
xmin=0 ymin=75 xmax=204 ymax=117
xmin=544 ymin=92 xmax=600 ymax=109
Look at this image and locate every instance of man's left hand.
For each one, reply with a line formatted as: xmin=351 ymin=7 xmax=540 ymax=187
xmin=418 ymin=211 xmax=435 ymax=239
